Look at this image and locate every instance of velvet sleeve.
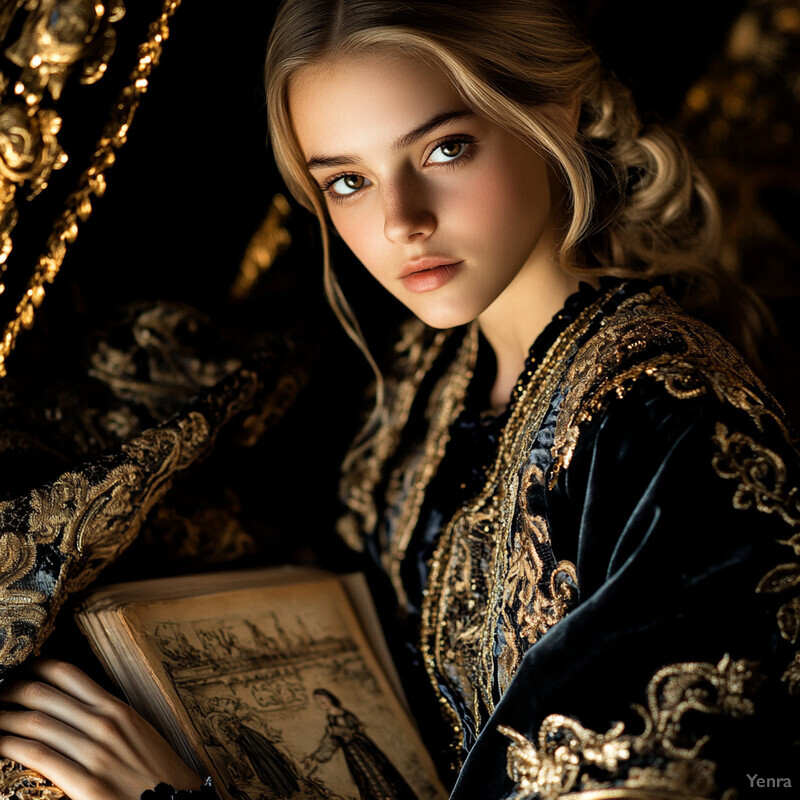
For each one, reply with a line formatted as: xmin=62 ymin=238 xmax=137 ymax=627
xmin=449 ymin=383 xmax=800 ymax=799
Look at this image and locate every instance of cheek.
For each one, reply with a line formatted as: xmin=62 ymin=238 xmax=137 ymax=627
xmin=447 ymin=153 xmax=551 ymax=243
xmin=330 ymin=207 xmax=388 ymax=278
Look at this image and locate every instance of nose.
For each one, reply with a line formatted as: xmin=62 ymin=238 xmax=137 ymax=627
xmin=383 ymin=177 xmax=436 ymax=243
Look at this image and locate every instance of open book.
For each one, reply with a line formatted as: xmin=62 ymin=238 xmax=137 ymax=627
xmin=75 ymin=568 xmax=447 ymax=800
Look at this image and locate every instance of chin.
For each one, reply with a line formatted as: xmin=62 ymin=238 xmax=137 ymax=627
xmin=411 ymin=304 xmax=481 ymax=330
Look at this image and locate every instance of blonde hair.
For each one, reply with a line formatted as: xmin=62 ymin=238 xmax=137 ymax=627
xmin=264 ymin=0 xmax=766 ymax=384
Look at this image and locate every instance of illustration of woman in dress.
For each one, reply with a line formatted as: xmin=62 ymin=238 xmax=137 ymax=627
xmin=304 ymin=689 xmax=418 ymax=800
xmin=207 ymin=697 xmax=304 ymax=799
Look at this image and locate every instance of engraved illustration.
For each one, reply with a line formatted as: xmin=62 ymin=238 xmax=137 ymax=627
xmin=304 ymin=689 xmax=418 ymax=800
xmin=138 ymin=585 xmax=442 ymax=800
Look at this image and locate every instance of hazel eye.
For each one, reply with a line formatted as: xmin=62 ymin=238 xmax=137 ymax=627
xmin=328 ymin=174 xmax=371 ymax=196
xmin=428 ymin=140 xmax=468 ymax=164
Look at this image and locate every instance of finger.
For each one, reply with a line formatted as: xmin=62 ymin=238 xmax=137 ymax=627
xmin=0 ymin=680 xmax=124 ymax=748
xmin=0 ymin=709 xmax=107 ymax=768
xmin=0 ymin=734 xmax=108 ymax=800
xmin=28 ymin=659 xmax=119 ymax=708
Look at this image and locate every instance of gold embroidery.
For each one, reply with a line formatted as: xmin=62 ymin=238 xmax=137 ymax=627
xmin=776 ymin=597 xmax=800 ymax=644
xmin=382 ymin=323 xmax=479 ymax=607
xmin=711 ymin=424 xmax=800 ymax=525
xmin=497 ymin=466 xmax=578 ymax=693
xmin=343 ymin=282 xmax=786 ymax=769
xmin=0 ymin=368 xmax=261 ymax=678
xmin=0 ymin=760 xmax=65 ymax=800
xmin=337 ymin=319 xmax=452 ymax=551
xmin=710 ymin=423 xmax=800 ymax=695
xmin=499 ymin=656 xmax=756 ymax=800
xmin=421 ymin=290 xmax=615 ymax=753
xmin=781 ymin=653 xmax=800 ymax=696
xmin=550 ymin=287 xmax=784 ymax=489
xmin=0 ymin=533 xmax=36 ymax=590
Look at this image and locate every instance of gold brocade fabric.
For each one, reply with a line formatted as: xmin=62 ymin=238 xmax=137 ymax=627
xmin=0 ymin=347 xmax=304 ymax=680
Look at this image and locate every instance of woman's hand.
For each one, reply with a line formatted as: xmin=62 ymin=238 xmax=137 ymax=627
xmin=0 ymin=658 xmax=203 ymax=800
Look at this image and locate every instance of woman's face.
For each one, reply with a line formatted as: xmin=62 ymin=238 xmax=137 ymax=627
xmin=314 ymin=693 xmax=333 ymax=711
xmin=289 ymin=52 xmax=564 ymax=329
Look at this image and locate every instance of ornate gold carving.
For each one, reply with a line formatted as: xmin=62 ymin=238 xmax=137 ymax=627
xmin=229 ymin=193 xmax=292 ymax=302
xmin=0 ymin=95 xmax=66 ymax=270
xmin=0 ymin=0 xmax=125 ymax=281
xmin=5 ymin=0 xmax=125 ymax=102
xmin=0 ymin=0 xmax=179 ymax=378
xmin=711 ymin=423 xmax=800 ymax=696
xmin=0 ymin=101 xmax=64 ymax=195
xmin=0 ymin=760 xmax=65 ymax=800
xmin=499 ymin=656 xmax=757 ymax=800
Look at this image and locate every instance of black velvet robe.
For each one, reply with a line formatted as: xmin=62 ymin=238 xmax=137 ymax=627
xmin=338 ymin=279 xmax=800 ymax=799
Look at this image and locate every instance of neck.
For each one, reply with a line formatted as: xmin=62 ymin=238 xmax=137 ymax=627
xmin=478 ymin=263 xmax=587 ymax=414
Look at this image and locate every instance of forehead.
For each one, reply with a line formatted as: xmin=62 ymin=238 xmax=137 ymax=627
xmin=288 ymin=52 xmax=466 ymax=157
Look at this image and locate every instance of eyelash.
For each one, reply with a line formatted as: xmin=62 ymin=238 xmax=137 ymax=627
xmin=319 ymin=134 xmax=479 ymax=205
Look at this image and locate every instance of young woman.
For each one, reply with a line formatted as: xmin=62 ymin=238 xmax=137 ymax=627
xmin=0 ymin=1 xmax=798 ymax=798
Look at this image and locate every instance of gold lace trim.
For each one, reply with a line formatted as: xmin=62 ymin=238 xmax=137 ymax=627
xmin=499 ymin=655 xmax=756 ymax=800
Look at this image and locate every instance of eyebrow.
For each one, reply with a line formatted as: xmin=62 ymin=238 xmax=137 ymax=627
xmin=305 ymin=109 xmax=474 ymax=170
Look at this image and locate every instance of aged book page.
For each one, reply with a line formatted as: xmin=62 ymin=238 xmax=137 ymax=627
xmin=76 ymin=569 xmax=445 ymax=800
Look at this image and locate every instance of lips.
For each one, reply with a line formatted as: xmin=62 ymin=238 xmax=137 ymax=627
xmin=399 ymin=256 xmax=463 ymax=293
xmin=399 ymin=255 xmax=462 ymax=278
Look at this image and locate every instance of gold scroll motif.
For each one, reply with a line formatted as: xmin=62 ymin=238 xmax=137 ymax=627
xmin=0 ymin=368 xmax=261 ymax=680
xmin=499 ymin=655 xmax=757 ymax=800
xmin=496 ymin=465 xmax=578 ymax=694
xmin=711 ymin=423 xmax=800 ymax=696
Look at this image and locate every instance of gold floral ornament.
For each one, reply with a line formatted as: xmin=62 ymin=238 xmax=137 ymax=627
xmin=0 ymin=77 xmax=67 ymax=269
xmin=5 ymin=0 xmax=126 ymax=102
xmin=0 ymin=0 xmax=181 ymax=378
xmin=499 ymin=656 xmax=758 ymax=800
